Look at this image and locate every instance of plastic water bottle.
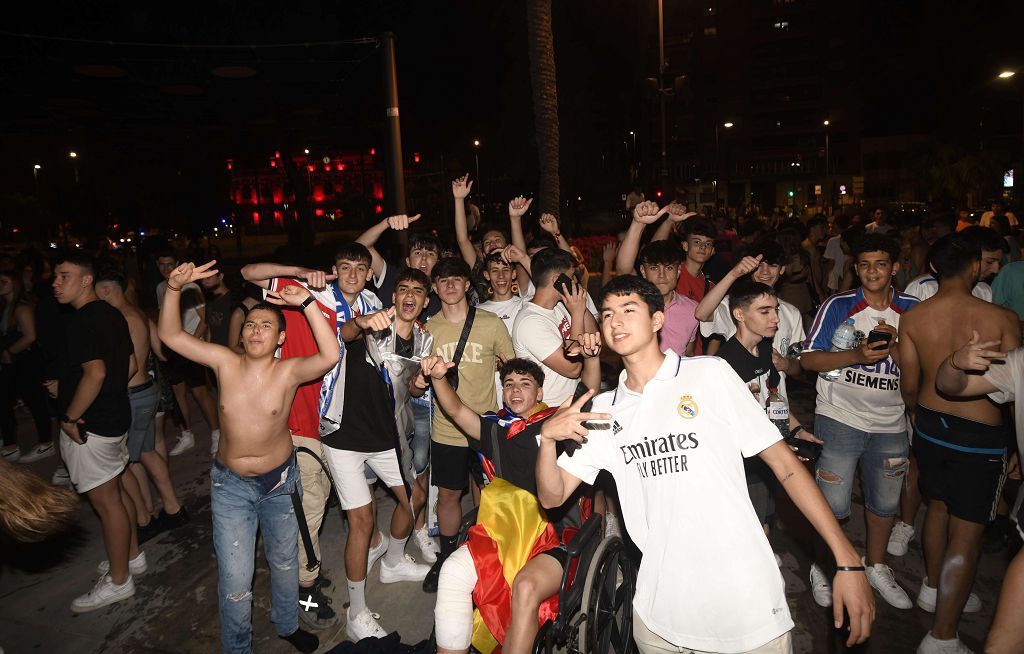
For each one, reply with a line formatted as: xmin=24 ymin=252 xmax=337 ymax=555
xmin=766 ymin=386 xmax=790 ymax=438
xmin=820 ymin=318 xmax=858 ymax=381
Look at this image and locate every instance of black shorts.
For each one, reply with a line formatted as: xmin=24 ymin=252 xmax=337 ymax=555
xmin=914 ymin=407 xmax=1008 ymax=525
xmin=430 ymin=441 xmax=484 ymax=491
xmin=164 ymin=349 xmax=210 ymax=389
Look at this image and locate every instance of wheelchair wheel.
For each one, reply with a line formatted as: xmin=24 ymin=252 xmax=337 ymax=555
xmin=579 ymin=536 xmax=637 ymax=654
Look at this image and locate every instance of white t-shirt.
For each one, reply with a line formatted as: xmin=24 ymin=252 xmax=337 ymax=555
xmin=558 ymin=353 xmax=792 ymax=652
xmin=478 ymin=296 xmax=525 ymax=335
xmin=984 ymin=347 xmax=1024 ymax=455
xmin=822 ymin=236 xmax=847 ymax=290
xmin=156 ymin=280 xmax=204 ymax=336
xmin=903 ymin=274 xmax=993 ymax=303
xmin=511 ymin=301 xmax=578 ymax=405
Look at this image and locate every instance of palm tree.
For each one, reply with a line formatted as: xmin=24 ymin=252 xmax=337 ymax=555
xmin=526 ymin=0 xmax=561 ymax=218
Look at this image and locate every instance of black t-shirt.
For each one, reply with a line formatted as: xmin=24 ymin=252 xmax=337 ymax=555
xmin=717 ymin=335 xmax=778 ymax=479
xmin=205 ymin=289 xmax=236 ymax=348
xmin=35 ymin=291 xmax=74 ymax=379
xmin=395 ymin=333 xmax=414 ymax=359
xmin=472 ymin=414 xmax=582 ymax=536
xmin=59 ymin=300 xmax=132 ymax=436
xmin=322 ymin=338 xmax=398 ymax=452
xmin=373 ymin=262 xmax=440 ymax=323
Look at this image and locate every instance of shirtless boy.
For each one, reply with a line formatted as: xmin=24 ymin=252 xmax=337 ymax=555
xmin=898 ymin=234 xmax=1021 ymax=654
xmin=158 ymin=261 xmax=339 ymax=654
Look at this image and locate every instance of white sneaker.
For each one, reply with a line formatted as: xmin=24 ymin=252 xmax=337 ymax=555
xmin=210 ymin=430 xmax=220 ymax=456
xmin=412 ymin=527 xmax=438 ymax=564
xmin=366 ymin=530 xmax=389 ymax=576
xmin=347 ymin=607 xmax=387 ymax=641
xmin=917 ymin=631 xmax=974 ymax=654
xmin=379 ymin=554 xmax=431 ymax=583
xmin=604 ymin=512 xmax=622 ymax=539
xmin=916 ymin=577 xmax=981 ymax=613
xmin=1 ymin=447 xmax=21 ymax=463
xmin=863 ymin=557 xmax=913 ymax=609
xmin=809 ymin=563 xmax=833 ymax=607
xmin=887 ymin=520 xmax=915 ymax=557
xmin=70 ymin=574 xmax=135 ymax=613
xmin=51 ymin=465 xmax=71 ymax=486
xmin=20 ymin=442 xmax=55 ymax=463
xmin=96 ymin=551 xmax=147 ymax=576
xmin=168 ymin=431 xmax=195 ymax=456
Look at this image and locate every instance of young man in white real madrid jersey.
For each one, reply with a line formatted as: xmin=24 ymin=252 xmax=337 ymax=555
xmin=535 ymin=275 xmax=875 ymax=654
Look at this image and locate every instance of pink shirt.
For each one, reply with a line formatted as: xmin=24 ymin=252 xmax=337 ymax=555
xmin=660 ymin=292 xmax=699 ymax=355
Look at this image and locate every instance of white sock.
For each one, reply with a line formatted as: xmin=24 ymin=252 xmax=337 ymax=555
xmin=347 ymin=577 xmax=366 ymax=616
xmin=384 ymin=535 xmax=409 ymax=566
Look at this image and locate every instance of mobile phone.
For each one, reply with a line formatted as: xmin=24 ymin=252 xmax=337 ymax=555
xmin=561 ymin=384 xmax=594 ymax=456
xmin=554 ymin=273 xmax=575 ymax=297
xmin=867 ymin=329 xmax=893 ymax=351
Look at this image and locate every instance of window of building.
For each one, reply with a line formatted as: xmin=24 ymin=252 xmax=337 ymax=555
xmin=773 ymin=21 xmax=790 ymax=30
xmin=703 ymin=26 xmax=717 ymax=37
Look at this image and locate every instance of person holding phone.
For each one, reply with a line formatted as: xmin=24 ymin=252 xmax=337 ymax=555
xmin=511 ymin=248 xmax=599 ymax=407
xmin=800 ymin=234 xmax=920 ymax=612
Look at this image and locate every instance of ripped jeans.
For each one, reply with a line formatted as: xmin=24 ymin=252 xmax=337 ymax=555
xmin=211 ymin=451 xmax=301 ymax=654
xmin=813 ymin=415 xmax=908 ymax=520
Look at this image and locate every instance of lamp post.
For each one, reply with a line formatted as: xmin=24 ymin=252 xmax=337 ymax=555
xmin=997 ymin=70 xmax=1022 ymax=199
xmin=473 ymin=139 xmax=481 ymax=194
xmin=715 ymin=122 xmax=733 ymax=208
xmin=69 ymin=151 xmax=79 ymax=184
xmin=657 ymin=0 xmax=667 ymax=188
xmin=823 ymin=120 xmax=830 ymax=208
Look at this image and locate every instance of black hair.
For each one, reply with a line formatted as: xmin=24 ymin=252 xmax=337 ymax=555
xmin=245 ymin=302 xmax=286 ymax=333
xmin=409 ymin=233 xmax=441 ymax=255
xmin=928 ymin=234 xmax=980 ymax=281
xmin=851 ymin=233 xmax=901 ymax=262
xmin=597 ymin=275 xmax=665 ymax=315
xmin=840 ymin=225 xmax=864 ymax=249
xmin=682 ymin=217 xmax=717 ymax=240
xmin=531 ymin=248 xmax=576 ymax=288
xmin=737 ymin=218 xmax=765 ymax=240
xmin=744 ymin=238 xmax=787 ymax=267
xmin=833 ymin=214 xmax=854 ymax=231
xmin=499 ymin=358 xmax=545 ymax=388
xmin=431 ymin=256 xmax=472 ymax=283
xmin=94 ymin=267 xmax=126 ymax=289
xmin=483 ymin=251 xmax=512 ymax=269
xmin=153 ymin=247 xmax=177 ymax=262
xmin=55 ymin=252 xmax=96 ymax=278
xmin=334 ymin=242 xmax=372 ymax=266
xmin=728 ymin=279 xmax=777 ymax=315
xmin=806 ymin=216 xmax=827 ymax=232
xmin=478 ymin=224 xmax=510 ymax=244
xmin=960 ymin=225 xmax=1008 ymax=254
xmin=638 ymin=240 xmax=683 ymax=268
xmin=527 ymin=233 xmax=559 ymax=252
xmin=394 ymin=267 xmax=432 ymax=290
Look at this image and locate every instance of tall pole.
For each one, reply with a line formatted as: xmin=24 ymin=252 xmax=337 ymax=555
xmin=658 ymin=0 xmax=668 ymax=190
xmin=380 ymin=32 xmax=408 ymax=254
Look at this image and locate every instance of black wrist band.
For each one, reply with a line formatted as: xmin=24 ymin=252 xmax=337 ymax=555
xmin=61 ymin=414 xmax=78 ymax=424
xmin=835 ymin=565 xmax=866 ymax=572
xmin=300 ymin=295 xmax=316 ymax=309
xmin=789 ymin=425 xmax=803 ymax=438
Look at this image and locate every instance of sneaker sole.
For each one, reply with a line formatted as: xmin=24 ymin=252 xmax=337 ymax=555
xmin=169 ymin=444 xmax=194 ymax=456
xmin=379 ymin=571 xmax=429 ymax=584
xmin=70 ymin=587 xmax=135 ymax=613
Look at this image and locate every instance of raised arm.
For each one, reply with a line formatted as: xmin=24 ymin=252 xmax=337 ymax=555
xmin=616 ymin=201 xmax=666 ymax=275
xmin=265 ymin=285 xmax=341 ymax=383
xmin=601 ymin=240 xmax=619 ymax=287
xmin=421 ymin=355 xmax=482 ymax=440
xmin=453 ymin=175 xmax=478 ymax=268
xmin=538 ymin=213 xmax=573 ymax=254
xmin=339 ymin=306 xmax=395 ymax=343
xmin=695 ymin=255 xmax=762 ymax=321
xmin=650 ymin=203 xmax=695 ymax=243
xmin=501 ymin=245 xmax=533 ymax=295
xmin=536 ymin=390 xmax=611 ymax=508
xmin=241 ymin=262 xmax=334 ymax=291
xmin=508 ymin=195 xmax=532 ymax=254
xmin=157 ymin=261 xmax=236 ymax=370
xmin=358 ymin=213 xmax=422 ymax=279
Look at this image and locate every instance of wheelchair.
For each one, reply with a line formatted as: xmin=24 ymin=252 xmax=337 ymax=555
xmin=454 ymin=506 xmax=638 ymax=654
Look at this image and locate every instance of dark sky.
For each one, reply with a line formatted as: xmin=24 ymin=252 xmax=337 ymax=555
xmin=0 ymin=1 xmax=1020 ymax=233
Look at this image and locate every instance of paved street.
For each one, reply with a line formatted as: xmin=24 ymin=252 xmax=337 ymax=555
xmin=0 ymin=375 xmax=1015 ymax=653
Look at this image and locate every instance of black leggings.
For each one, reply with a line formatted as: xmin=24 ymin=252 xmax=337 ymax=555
xmin=0 ymin=355 xmax=52 ymax=448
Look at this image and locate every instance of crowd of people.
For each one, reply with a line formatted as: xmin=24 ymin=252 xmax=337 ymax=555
xmin=1 ymin=178 xmax=1022 ymax=654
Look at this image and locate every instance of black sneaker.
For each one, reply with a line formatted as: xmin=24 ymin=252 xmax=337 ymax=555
xmin=137 ymin=517 xmax=162 ymax=545
xmin=280 ymin=627 xmax=319 ymax=653
xmin=157 ymin=506 xmax=190 ymax=531
xmin=313 ymin=571 xmax=332 ymax=590
xmin=298 ymin=585 xmax=339 ymax=630
xmin=422 ymin=557 xmax=444 ymax=593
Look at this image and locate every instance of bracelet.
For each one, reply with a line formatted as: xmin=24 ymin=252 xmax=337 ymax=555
xmin=165 ymin=283 xmax=182 ymax=292
xmin=789 ymin=425 xmax=803 ymax=439
xmin=835 ymin=565 xmax=866 ymax=572
xmin=300 ymin=295 xmax=316 ymax=309
xmin=948 ymin=352 xmax=963 ymax=371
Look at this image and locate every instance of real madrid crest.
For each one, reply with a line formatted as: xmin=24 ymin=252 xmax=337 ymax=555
xmin=677 ymin=394 xmax=698 ymax=419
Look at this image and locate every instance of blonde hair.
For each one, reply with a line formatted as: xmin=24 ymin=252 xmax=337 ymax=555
xmin=0 ymin=459 xmax=78 ymax=542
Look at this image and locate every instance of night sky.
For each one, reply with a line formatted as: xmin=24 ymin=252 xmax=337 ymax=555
xmin=0 ymin=1 xmax=1021 ymax=234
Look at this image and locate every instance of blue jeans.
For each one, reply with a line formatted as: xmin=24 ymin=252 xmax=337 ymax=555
xmin=211 ymin=452 xmax=301 ymax=654
xmin=410 ymin=394 xmax=432 ymax=475
xmin=814 ymin=415 xmax=909 ymax=520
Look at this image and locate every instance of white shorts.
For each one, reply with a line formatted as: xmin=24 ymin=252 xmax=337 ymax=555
xmin=323 ymin=445 xmax=407 ymax=510
xmin=433 ymin=545 xmax=477 ymax=650
xmin=60 ymin=430 xmax=129 ymax=494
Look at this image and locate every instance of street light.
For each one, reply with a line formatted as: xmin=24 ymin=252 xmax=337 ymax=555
xmin=823 ymin=120 xmax=831 ymax=207
xmin=723 ymin=122 xmax=734 ymax=129
xmin=69 ymin=151 xmax=77 ymax=158
xmin=999 ymin=70 xmax=1016 ymax=79
xmin=997 ymin=70 xmax=1023 ymax=199
xmin=472 ymin=139 xmax=481 ymax=194
xmin=303 ymin=148 xmax=310 ymax=154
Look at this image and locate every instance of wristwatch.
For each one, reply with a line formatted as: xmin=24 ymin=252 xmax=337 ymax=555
xmin=300 ymin=295 xmax=316 ymax=309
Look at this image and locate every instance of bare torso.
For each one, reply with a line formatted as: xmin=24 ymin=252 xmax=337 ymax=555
xmin=215 ymin=355 xmax=298 ymax=475
xmin=120 ymin=303 xmax=152 ymax=388
xmin=902 ymin=291 xmax=1021 ymax=424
